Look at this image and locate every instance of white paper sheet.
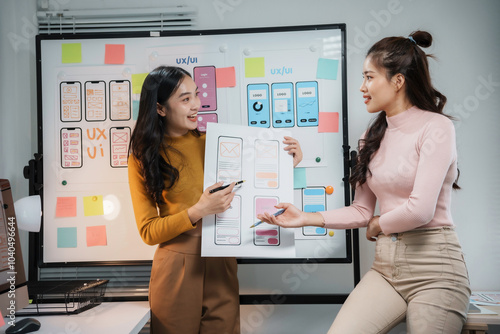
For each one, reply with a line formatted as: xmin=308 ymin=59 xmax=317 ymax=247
xmin=202 ymin=122 xmax=295 ymax=257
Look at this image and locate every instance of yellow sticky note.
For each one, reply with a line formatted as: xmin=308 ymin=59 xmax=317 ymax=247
xmin=62 ymin=43 xmax=82 ymax=63
xmin=83 ymin=195 xmax=104 ymax=216
xmin=245 ymin=57 xmax=265 ymax=78
xmin=132 ymin=73 xmax=149 ymax=94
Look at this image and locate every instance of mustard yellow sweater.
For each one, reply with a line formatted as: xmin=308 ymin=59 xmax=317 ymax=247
xmin=128 ymin=131 xmax=205 ymax=246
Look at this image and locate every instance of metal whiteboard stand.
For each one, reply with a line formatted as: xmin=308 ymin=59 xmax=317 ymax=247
xmin=22 ymin=153 xmax=43 ymax=283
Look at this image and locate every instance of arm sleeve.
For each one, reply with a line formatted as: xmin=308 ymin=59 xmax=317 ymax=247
xmin=128 ymin=154 xmax=195 ymax=246
xmin=319 ymin=131 xmax=377 ymax=229
xmin=379 ymin=118 xmax=457 ymax=234
xmin=319 ymin=178 xmax=377 ymax=229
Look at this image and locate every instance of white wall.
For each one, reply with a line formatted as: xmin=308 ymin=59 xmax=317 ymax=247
xmin=1 ymin=0 xmax=499 ymax=333
xmin=0 ymin=0 xmax=38 ymax=277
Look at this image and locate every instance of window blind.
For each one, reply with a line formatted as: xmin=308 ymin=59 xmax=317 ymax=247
xmin=37 ymin=6 xmax=197 ymax=34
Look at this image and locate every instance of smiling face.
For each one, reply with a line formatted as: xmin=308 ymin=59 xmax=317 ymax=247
xmin=360 ymin=56 xmax=401 ymax=116
xmin=158 ymin=75 xmax=200 ymax=137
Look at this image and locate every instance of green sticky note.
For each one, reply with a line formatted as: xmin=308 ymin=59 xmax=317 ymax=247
xmin=245 ymin=57 xmax=265 ymax=78
xmin=83 ymin=195 xmax=104 ymax=216
xmin=316 ymin=58 xmax=339 ymax=80
xmin=132 ymin=99 xmax=140 ymax=120
xmin=132 ymin=73 xmax=148 ymax=95
xmin=57 ymin=227 xmax=77 ymax=248
xmin=294 ymin=168 xmax=307 ymax=189
xmin=61 ymin=43 xmax=82 ymax=63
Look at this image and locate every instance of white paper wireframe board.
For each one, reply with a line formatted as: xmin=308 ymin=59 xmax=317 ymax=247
xmin=202 ymin=122 xmax=295 ymax=257
xmin=37 ymin=24 xmax=349 ymax=264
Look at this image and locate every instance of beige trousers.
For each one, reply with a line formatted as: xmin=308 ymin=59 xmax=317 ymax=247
xmin=328 ymin=227 xmax=471 ymax=334
xmin=149 ymin=234 xmax=240 ymax=334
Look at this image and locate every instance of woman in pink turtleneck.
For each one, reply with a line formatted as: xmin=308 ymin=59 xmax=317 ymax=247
xmin=258 ymin=31 xmax=471 ymax=334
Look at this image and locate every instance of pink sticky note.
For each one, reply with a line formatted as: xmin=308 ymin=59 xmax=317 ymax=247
xmin=86 ymin=225 xmax=107 ymax=247
xmin=56 ymin=197 xmax=77 ymax=217
xmin=105 ymin=44 xmax=125 ymax=64
xmin=0 ymin=310 xmax=5 ymax=327
xmin=216 ymin=67 xmax=236 ymax=88
xmin=318 ymin=112 xmax=339 ymax=133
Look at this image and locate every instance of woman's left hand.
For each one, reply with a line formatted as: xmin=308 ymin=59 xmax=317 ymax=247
xmin=283 ymin=136 xmax=303 ymax=167
xmin=366 ymin=216 xmax=382 ymax=242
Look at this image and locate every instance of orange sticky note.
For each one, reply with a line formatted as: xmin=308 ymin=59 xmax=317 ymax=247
xmin=0 ymin=310 xmax=5 ymax=327
xmin=318 ymin=112 xmax=339 ymax=133
xmin=86 ymin=225 xmax=107 ymax=247
xmin=56 ymin=197 xmax=77 ymax=217
xmin=105 ymin=44 xmax=125 ymax=64
xmin=216 ymin=67 xmax=236 ymax=88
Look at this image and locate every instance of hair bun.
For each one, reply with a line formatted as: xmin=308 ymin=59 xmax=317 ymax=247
xmin=409 ymin=31 xmax=432 ymax=48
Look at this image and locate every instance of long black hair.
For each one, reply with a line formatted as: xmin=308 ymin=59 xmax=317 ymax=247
xmin=129 ymin=66 xmax=200 ymax=205
xmin=350 ymin=31 xmax=460 ymax=189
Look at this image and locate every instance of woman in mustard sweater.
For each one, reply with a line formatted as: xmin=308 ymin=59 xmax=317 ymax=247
xmin=258 ymin=31 xmax=470 ymax=333
xmin=128 ymin=66 xmax=302 ymax=333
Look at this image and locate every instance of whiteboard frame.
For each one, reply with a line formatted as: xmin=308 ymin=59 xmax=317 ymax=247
xmin=34 ymin=24 xmax=357 ymax=271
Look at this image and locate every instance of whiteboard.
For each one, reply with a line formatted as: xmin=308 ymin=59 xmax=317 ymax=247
xmin=37 ymin=24 xmax=350 ymax=264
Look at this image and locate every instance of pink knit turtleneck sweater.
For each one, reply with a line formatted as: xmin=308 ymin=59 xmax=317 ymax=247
xmin=320 ymin=106 xmax=458 ymax=234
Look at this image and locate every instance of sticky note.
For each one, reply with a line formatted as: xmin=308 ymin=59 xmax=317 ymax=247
xmin=216 ymin=67 xmax=236 ymax=88
xmin=132 ymin=99 xmax=140 ymax=120
xmin=105 ymin=44 xmax=125 ymax=64
xmin=0 ymin=310 xmax=5 ymax=327
xmin=316 ymin=58 xmax=339 ymax=80
xmin=62 ymin=43 xmax=82 ymax=63
xmin=132 ymin=73 xmax=148 ymax=94
xmin=245 ymin=57 xmax=265 ymax=78
xmin=56 ymin=196 xmax=77 ymax=217
xmin=293 ymin=168 xmax=307 ymax=189
xmin=57 ymin=227 xmax=77 ymax=248
xmin=83 ymin=195 xmax=104 ymax=216
xmin=318 ymin=112 xmax=339 ymax=133
xmin=86 ymin=225 xmax=107 ymax=247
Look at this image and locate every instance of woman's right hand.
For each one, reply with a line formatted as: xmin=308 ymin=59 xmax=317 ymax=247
xmin=256 ymin=203 xmax=324 ymax=228
xmin=187 ymin=181 xmax=236 ymax=223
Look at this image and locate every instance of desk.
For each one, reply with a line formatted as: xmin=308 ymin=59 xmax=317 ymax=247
xmin=463 ymin=305 xmax=500 ymax=334
xmin=0 ymin=301 xmax=150 ymax=334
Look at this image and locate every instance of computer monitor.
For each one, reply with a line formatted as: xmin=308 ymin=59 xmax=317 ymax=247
xmin=0 ymin=179 xmax=29 ymax=323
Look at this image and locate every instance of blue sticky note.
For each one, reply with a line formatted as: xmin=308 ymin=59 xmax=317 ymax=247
xmin=57 ymin=227 xmax=77 ymax=248
xmin=294 ymin=168 xmax=307 ymax=189
xmin=132 ymin=100 xmax=140 ymax=120
xmin=316 ymin=58 xmax=339 ymax=80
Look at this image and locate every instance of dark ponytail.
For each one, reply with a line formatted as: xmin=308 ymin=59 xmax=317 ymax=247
xmin=350 ymin=31 xmax=460 ymax=189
